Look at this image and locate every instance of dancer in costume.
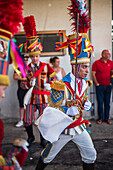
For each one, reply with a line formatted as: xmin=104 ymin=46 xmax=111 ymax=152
xmin=35 ymin=0 xmax=96 ymax=170
xmin=22 ymin=16 xmax=56 ymax=148
xmin=0 ymin=0 xmax=29 ymax=169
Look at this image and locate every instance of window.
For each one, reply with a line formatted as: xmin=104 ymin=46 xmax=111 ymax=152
xmin=14 ymin=30 xmax=66 ymax=57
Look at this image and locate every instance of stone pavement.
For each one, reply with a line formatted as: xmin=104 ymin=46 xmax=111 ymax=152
xmin=1 ymin=118 xmax=113 ymax=170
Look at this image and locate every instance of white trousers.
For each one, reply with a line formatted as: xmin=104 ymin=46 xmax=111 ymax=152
xmin=41 ymin=130 xmax=97 ymax=164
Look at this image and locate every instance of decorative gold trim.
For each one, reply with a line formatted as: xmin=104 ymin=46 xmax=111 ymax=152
xmin=0 ymin=35 xmax=10 ymax=41
xmin=0 ymin=155 xmax=6 ymax=166
xmin=28 ymin=35 xmax=39 ymax=40
xmin=0 ymin=28 xmax=12 ymax=35
xmin=87 ymin=80 xmax=93 ymax=87
xmin=69 ymin=33 xmax=88 ymax=40
xmin=70 ymin=58 xmax=90 ymax=64
xmin=0 ymin=75 xmax=10 ymax=86
xmin=50 ymin=81 xmax=65 ymax=91
xmin=29 ymin=51 xmax=41 ymax=56
xmin=49 ymin=72 xmax=56 ymax=78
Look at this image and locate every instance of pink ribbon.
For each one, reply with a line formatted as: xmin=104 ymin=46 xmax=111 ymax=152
xmin=11 ymin=39 xmax=27 ymax=78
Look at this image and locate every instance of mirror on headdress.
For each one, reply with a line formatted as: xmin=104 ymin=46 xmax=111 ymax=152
xmin=0 ymin=38 xmax=9 ymax=61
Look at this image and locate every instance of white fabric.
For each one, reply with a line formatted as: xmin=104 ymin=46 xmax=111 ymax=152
xmin=44 ymin=83 xmax=51 ymax=90
xmin=31 ymin=62 xmax=40 ymax=68
xmin=22 ymin=146 xmax=29 ymax=152
xmin=30 ymin=77 xmax=36 ymax=87
xmin=66 ymin=106 xmax=79 ymax=116
xmin=78 ymin=0 xmax=86 ymax=15
xmin=0 ymin=44 xmax=3 ymax=52
xmin=13 ymin=138 xmax=29 ymax=147
xmin=24 ymin=87 xmax=33 ymax=108
xmin=56 ymin=68 xmax=62 ymax=81
xmin=70 ymin=73 xmax=87 ymax=97
xmin=70 ymin=73 xmax=92 ymax=110
xmin=84 ymin=99 xmax=92 ymax=111
xmin=37 ymin=107 xmax=73 ymax=143
xmin=43 ymin=130 xmax=96 ymax=164
xmin=61 ymin=73 xmax=88 ymax=105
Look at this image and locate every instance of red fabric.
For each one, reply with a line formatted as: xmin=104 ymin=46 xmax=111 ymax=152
xmin=0 ymin=0 xmax=24 ymax=35
xmin=0 ymin=119 xmax=4 ymax=155
xmin=68 ymin=0 xmax=90 ymax=33
xmin=1 ymin=166 xmax=15 ymax=170
xmin=27 ymin=62 xmax=55 ymax=104
xmin=64 ymin=81 xmax=85 ymax=104
xmin=33 ymin=63 xmax=46 ymax=78
xmin=15 ymin=148 xmax=28 ymax=167
xmin=27 ymin=62 xmax=55 ymax=88
xmin=32 ymin=90 xmax=51 ymax=95
xmin=46 ymin=63 xmax=55 ymax=75
xmin=64 ymin=81 xmax=75 ymax=97
xmin=66 ymin=116 xmax=89 ymax=129
xmin=92 ymin=58 xmax=113 ymax=86
xmin=23 ymin=16 xmax=37 ymax=37
xmin=78 ymin=81 xmax=81 ymax=95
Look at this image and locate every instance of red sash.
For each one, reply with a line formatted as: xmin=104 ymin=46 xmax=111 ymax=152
xmin=32 ymin=90 xmax=51 ymax=95
xmin=31 ymin=63 xmax=51 ymax=95
xmin=66 ymin=116 xmax=89 ymax=129
xmin=33 ymin=63 xmax=46 ymax=78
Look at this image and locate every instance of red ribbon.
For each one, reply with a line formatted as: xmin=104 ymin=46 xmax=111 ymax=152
xmin=55 ymin=30 xmax=82 ymax=52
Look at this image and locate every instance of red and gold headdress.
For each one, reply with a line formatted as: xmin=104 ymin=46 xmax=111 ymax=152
xmin=23 ymin=15 xmax=43 ymax=56
xmin=0 ymin=0 xmax=27 ymax=86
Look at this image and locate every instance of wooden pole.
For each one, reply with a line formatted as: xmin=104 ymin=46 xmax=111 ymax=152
xmin=74 ymin=13 xmax=79 ymax=100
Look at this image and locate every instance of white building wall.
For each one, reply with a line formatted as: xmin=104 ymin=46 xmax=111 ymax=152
xmin=0 ymin=0 xmax=112 ymax=119
xmin=91 ymin=0 xmax=113 ymax=119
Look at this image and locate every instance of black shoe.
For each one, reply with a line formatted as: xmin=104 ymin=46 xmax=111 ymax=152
xmin=27 ymin=136 xmax=35 ymax=147
xmin=35 ymin=157 xmax=48 ymax=170
xmin=25 ymin=125 xmax=35 ymax=147
xmin=83 ymin=162 xmax=94 ymax=170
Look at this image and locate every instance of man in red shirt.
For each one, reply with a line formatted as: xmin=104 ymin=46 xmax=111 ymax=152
xmin=92 ymin=49 xmax=113 ymax=124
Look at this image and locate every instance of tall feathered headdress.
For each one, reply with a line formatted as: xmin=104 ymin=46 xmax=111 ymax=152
xmin=0 ymin=0 xmax=23 ymax=35
xmin=68 ymin=0 xmax=90 ymax=33
xmin=55 ymin=0 xmax=94 ymax=64
xmin=0 ymin=0 xmax=28 ymax=86
xmin=22 ymin=15 xmax=43 ymax=56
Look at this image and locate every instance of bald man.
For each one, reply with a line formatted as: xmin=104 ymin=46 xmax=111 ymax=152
xmin=92 ymin=49 xmax=113 ymax=125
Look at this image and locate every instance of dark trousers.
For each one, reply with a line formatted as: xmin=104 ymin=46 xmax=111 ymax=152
xmin=96 ymin=85 xmax=112 ymax=120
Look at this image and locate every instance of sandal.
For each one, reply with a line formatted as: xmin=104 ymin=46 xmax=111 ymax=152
xmin=105 ymin=119 xmax=112 ymax=125
xmin=97 ymin=119 xmax=102 ymax=124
